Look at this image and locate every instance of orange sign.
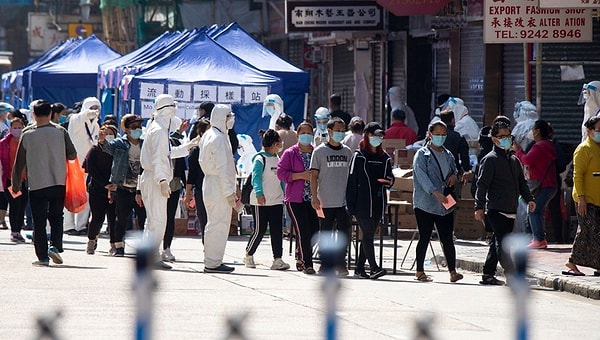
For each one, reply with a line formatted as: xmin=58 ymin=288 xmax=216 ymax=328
xmin=376 ymin=0 xmax=451 ymax=16
xmin=68 ymin=24 xmax=93 ymax=38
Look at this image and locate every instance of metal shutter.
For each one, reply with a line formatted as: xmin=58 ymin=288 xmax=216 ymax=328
xmin=502 ymin=43 xmax=526 ymax=121
xmin=372 ymin=40 xmax=383 ymax=124
xmin=332 ymin=44 xmax=355 ymax=114
xmin=459 ymin=25 xmax=484 ymax=127
xmin=434 ymin=40 xmax=451 ymax=99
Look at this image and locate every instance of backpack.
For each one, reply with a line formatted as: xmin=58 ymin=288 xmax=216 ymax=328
xmin=240 ymin=153 xmax=266 ymax=205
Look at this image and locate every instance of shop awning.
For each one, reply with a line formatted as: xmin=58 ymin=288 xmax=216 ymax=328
xmin=376 ymin=0 xmax=451 ymax=16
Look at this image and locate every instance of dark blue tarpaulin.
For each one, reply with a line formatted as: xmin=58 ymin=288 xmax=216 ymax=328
xmin=28 ymin=35 xmax=120 ymax=108
xmin=211 ymin=23 xmax=309 ymax=124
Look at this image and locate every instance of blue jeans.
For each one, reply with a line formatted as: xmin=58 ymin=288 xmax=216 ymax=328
xmin=528 ymin=187 xmax=557 ymax=241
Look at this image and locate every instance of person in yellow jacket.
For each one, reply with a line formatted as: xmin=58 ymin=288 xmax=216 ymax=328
xmin=564 ymin=116 xmax=600 ymax=276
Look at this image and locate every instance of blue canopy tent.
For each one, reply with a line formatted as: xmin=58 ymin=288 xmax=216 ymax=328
xmin=211 ymin=22 xmax=309 ymax=125
xmin=98 ymin=28 xmax=207 ymax=119
xmin=124 ymin=32 xmax=283 ymax=151
xmin=28 ymin=35 xmax=120 ymax=108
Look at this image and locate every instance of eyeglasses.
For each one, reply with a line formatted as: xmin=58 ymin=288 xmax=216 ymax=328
xmin=496 ymin=134 xmax=512 ymax=139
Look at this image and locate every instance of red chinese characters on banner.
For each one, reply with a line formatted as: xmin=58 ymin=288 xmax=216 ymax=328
xmin=376 ymin=0 xmax=451 ymax=16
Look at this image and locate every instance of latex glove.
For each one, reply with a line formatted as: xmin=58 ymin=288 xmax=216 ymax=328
xmin=160 ymin=180 xmax=171 ymax=198
xmin=186 ymin=136 xmax=201 ymax=150
xmin=226 ymin=193 xmax=237 ymax=208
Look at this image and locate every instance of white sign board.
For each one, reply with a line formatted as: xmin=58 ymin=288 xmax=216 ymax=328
xmin=28 ymin=13 xmax=68 ymax=52
xmin=140 ymin=101 xmax=155 ymax=119
xmin=484 ymin=0 xmax=592 ymax=43
xmin=218 ymin=86 xmax=242 ymax=103
xmin=539 ymin=0 xmax=600 ymax=8
xmin=193 ymin=85 xmax=217 ymax=102
xmin=167 ymin=84 xmax=192 ymax=102
xmin=181 ymin=102 xmax=198 ymax=119
xmin=139 ymin=82 xmax=164 ymax=101
xmin=243 ymin=87 xmax=269 ymax=104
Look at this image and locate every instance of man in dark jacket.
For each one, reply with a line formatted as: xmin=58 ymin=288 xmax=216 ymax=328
xmin=475 ymin=120 xmax=535 ymax=285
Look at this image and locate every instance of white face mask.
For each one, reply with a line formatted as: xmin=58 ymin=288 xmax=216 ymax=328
xmin=163 ymin=107 xmax=176 ymax=119
xmin=87 ymin=109 xmax=99 ymax=120
xmin=105 ymin=135 xmax=115 ymax=142
xmin=527 ymin=130 xmax=534 ymax=140
xmin=226 ymin=116 xmax=235 ymax=130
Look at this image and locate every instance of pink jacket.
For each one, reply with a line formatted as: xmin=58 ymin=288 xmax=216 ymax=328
xmin=277 ymin=144 xmax=309 ymax=203
xmin=0 ymin=134 xmax=13 ymax=186
xmin=516 ymin=139 xmax=557 ymax=189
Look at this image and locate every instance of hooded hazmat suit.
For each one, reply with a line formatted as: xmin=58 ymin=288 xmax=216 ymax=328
xmin=446 ymin=97 xmax=480 ymax=141
xmin=387 ymin=86 xmax=418 ymax=134
xmin=263 ymin=94 xmax=286 ymax=130
xmin=313 ymin=107 xmax=330 ymax=146
xmin=512 ymin=101 xmax=537 ymax=151
xmin=139 ymin=94 xmax=176 ymax=249
xmin=65 ymin=97 xmax=101 ymax=231
xmin=198 ymin=104 xmax=238 ymax=270
xmin=580 ymin=80 xmax=600 ymax=141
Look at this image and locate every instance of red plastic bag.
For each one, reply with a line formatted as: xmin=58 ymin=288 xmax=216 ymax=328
xmin=64 ymin=158 xmax=87 ymax=213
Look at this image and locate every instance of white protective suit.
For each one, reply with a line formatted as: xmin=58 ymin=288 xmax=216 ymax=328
xmin=65 ymin=97 xmax=100 ymax=231
xmin=139 ymin=94 xmax=176 ymax=249
xmin=236 ymin=134 xmax=258 ymax=177
xmin=580 ymin=80 xmax=600 ymax=141
xmin=313 ymin=107 xmax=330 ymax=146
xmin=388 ymin=86 xmax=418 ymax=134
xmin=446 ymin=97 xmax=480 ymax=141
xmin=512 ymin=101 xmax=538 ymax=151
xmin=198 ymin=104 xmax=238 ymax=269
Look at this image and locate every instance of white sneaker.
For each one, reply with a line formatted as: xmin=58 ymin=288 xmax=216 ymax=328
xmin=244 ymin=254 xmax=256 ymax=268
xmin=161 ymin=248 xmax=176 ymax=262
xmin=271 ymin=258 xmax=290 ymax=270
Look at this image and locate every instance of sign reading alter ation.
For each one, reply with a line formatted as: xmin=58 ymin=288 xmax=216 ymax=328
xmin=539 ymin=0 xmax=600 ymax=8
xmin=484 ymin=0 xmax=592 ymax=43
xmin=286 ymin=1 xmax=383 ymax=33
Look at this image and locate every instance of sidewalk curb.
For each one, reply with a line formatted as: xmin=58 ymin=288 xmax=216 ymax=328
xmin=457 ymin=256 xmax=600 ymax=300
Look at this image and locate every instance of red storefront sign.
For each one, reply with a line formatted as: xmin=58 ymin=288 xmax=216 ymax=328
xmin=376 ymin=0 xmax=451 ymax=16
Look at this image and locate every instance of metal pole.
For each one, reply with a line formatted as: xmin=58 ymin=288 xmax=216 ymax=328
xmin=535 ymin=43 xmax=542 ymax=119
xmin=523 ymin=43 xmax=530 ymax=102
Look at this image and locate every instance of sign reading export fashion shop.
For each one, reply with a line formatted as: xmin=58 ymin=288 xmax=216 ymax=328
xmin=484 ymin=0 xmax=592 ymax=43
xmin=285 ymin=1 xmax=383 ymax=33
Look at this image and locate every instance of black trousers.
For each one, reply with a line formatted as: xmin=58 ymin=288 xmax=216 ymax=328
xmin=483 ymin=210 xmax=516 ymax=275
xmin=414 ymin=208 xmax=456 ymax=272
xmin=5 ymin=179 xmax=28 ymax=233
xmin=30 ymin=185 xmax=65 ymax=261
xmin=88 ymin=192 xmax=116 ymax=241
xmin=194 ymin=188 xmax=207 ymax=236
xmin=112 ymin=188 xmax=146 ymax=245
xmin=320 ymin=206 xmax=351 ymax=268
xmin=163 ymin=189 xmax=180 ymax=250
xmin=356 ymin=216 xmax=381 ymax=272
xmin=287 ymin=201 xmax=320 ymax=268
xmin=246 ymin=204 xmax=283 ymax=258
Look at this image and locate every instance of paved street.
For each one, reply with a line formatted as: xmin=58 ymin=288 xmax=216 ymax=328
xmin=1 ymin=230 xmax=599 ymax=340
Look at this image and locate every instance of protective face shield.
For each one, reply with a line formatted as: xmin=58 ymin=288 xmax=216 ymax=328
xmin=578 ymin=82 xmax=597 ymax=105
xmin=0 ymin=102 xmax=14 ymax=116
xmin=226 ymin=113 xmax=235 ymax=130
xmin=262 ymin=94 xmax=284 ymax=119
xmin=444 ymin=97 xmax=468 ymax=122
xmin=265 ymin=105 xmax=276 ymax=116
xmin=513 ymin=101 xmax=537 ymax=123
xmin=314 ymin=107 xmax=331 ymax=131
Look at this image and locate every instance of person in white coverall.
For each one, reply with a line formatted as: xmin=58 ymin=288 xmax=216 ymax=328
xmin=579 ymin=80 xmax=600 ymax=141
xmin=198 ymin=104 xmax=238 ymax=273
xmin=445 ymin=97 xmax=480 ymax=142
xmin=313 ymin=107 xmax=330 ymax=146
xmin=512 ymin=101 xmax=538 ymax=151
xmin=263 ymin=94 xmax=286 ymax=130
xmin=65 ymin=97 xmax=100 ymax=234
xmin=387 ymin=86 xmax=418 ymax=134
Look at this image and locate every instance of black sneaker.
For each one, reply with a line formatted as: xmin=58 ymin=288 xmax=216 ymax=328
xmin=370 ymin=268 xmax=387 ymax=280
xmin=353 ymin=271 xmax=370 ymax=279
xmin=204 ymin=264 xmax=235 ymax=274
xmin=48 ymin=246 xmax=63 ymax=264
xmin=154 ymin=260 xmax=172 ymax=270
xmin=480 ymin=274 xmax=505 ymax=285
xmin=113 ymin=247 xmax=125 ymax=257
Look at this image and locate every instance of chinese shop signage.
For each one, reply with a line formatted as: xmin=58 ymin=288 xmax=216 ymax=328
xmin=286 ymin=1 xmax=383 ymax=32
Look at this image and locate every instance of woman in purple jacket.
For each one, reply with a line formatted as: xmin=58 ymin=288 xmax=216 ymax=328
xmin=277 ymin=121 xmax=320 ymax=274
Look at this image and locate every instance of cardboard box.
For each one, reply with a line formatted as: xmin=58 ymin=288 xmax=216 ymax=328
xmin=174 ymin=218 xmax=187 ymax=235
xmin=383 ymin=139 xmax=406 ymax=157
xmin=240 ymin=214 xmax=254 ymax=235
xmin=392 ymin=176 xmax=413 ymax=192
xmin=394 ymin=149 xmax=417 ymax=167
xmin=397 ymin=213 xmax=418 ymax=229
xmin=453 ymin=199 xmax=484 ymax=239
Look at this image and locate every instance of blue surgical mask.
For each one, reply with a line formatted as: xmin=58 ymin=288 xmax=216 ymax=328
xmin=332 ymin=131 xmax=345 ymax=143
xmin=593 ymin=132 xmax=600 ymax=143
xmin=58 ymin=116 xmax=67 ymax=124
xmin=369 ymin=136 xmax=383 ymax=147
xmin=298 ymin=133 xmax=313 ymax=146
xmin=130 ymin=128 xmax=143 ymax=140
xmin=266 ymin=106 xmax=276 ymax=115
xmin=317 ymin=123 xmax=327 ymax=131
xmin=431 ymin=135 xmax=446 ymax=147
xmin=498 ymin=137 xmax=513 ymax=150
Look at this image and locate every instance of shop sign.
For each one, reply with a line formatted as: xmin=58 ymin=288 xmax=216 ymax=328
xmin=286 ymin=1 xmax=383 ymax=33
xmin=484 ymin=0 xmax=592 ymax=43
xmin=539 ymin=0 xmax=600 ymax=8
xmin=376 ymin=0 xmax=451 ymax=16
